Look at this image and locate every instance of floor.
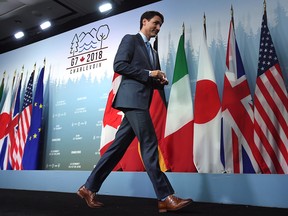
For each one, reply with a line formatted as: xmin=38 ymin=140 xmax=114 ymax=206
xmin=0 ymin=189 xmax=287 ymax=216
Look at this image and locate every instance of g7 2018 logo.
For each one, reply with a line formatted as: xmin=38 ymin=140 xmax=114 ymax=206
xmin=66 ymin=24 xmax=110 ymax=74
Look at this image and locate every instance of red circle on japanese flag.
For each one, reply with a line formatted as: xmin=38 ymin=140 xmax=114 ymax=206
xmin=194 ymin=80 xmax=221 ymax=124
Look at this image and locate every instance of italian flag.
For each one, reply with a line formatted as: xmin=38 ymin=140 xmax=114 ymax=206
xmin=164 ymin=27 xmax=196 ymax=172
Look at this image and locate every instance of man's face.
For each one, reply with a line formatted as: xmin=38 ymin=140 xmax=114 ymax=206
xmin=142 ymin=15 xmax=163 ymax=39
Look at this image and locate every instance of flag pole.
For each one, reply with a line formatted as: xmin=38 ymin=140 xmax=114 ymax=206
xmin=203 ymin=13 xmax=206 ymax=39
xmin=12 ymin=70 xmax=17 ymax=87
xmin=263 ymin=0 xmax=267 ymax=26
xmin=231 ymin=5 xmax=234 ymax=27
xmin=33 ymin=63 xmax=36 ymax=75
xmin=1 ymin=71 xmax=6 ymax=89
xmin=20 ymin=69 xmax=23 ymax=80
xmin=32 ymin=63 xmax=36 ymax=78
xmin=263 ymin=0 xmax=267 ymax=15
xmin=21 ymin=65 xmax=24 ymax=80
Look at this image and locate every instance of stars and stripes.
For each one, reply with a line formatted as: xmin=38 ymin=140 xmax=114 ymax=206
xmin=11 ymin=71 xmax=34 ymax=170
xmin=253 ymin=10 xmax=288 ymax=174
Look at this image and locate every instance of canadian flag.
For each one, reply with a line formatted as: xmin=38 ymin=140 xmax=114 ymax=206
xmin=100 ymin=73 xmax=143 ymax=171
xmin=100 ymin=73 xmax=170 ymax=171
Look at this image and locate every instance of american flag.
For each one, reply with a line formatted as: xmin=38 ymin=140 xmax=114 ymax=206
xmin=12 ymin=71 xmax=34 ymax=170
xmin=254 ymin=10 xmax=288 ymax=174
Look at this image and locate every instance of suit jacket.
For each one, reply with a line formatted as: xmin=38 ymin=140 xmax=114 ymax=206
xmin=112 ymin=33 xmax=164 ymax=110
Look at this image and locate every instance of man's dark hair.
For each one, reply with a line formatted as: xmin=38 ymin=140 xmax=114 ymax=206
xmin=140 ymin=11 xmax=164 ymax=29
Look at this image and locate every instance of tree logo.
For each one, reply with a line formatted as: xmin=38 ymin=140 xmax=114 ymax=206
xmin=66 ymin=24 xmax=110 ymax=74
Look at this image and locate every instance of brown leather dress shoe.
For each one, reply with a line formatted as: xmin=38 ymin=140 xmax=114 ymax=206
xmin=77 ymin=185 xmax=104 ymax=208
xmin=158 ymin=195 xmax=192 ymax=213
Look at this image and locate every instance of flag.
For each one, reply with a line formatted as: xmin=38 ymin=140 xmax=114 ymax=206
xmin=164 ymin=26 xmax=197 ymax=172
xmin=12 ymin=71 xmax=34 ymax=170
xmin=254 ymin=8 xmax=288 ymax=174
xmin=193 ymin=19 xmax=223 ymax=173
xmin=0 ymin=76 xmax=13 ymax=170
xmin=221 ymin=13 xmax=260 ymax=173
xmin=7 ymin=74 xmax=22 ymax=170
xmin=150 ymin=35 xmax=171 ymax=171
xmin=22 ymin=67 xmax=45 ymax=169
xmin=0 ymin=137 xmax=9 ymax=170
xmin=99 ymin=73 xmax=122 ymax=170
xmin=100 ymin=75 xmax=170 ymax=171
xmin=149 ymin=89 xmax=170 ymax=171
xmin=100 ymin=73 xmax=145 ymax=171
xmin=114 ymin=88 xmax=170 ymax=171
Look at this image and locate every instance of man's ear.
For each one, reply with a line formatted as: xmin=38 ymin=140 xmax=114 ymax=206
xmin=142 ymin=18 xmax=148 ymax=26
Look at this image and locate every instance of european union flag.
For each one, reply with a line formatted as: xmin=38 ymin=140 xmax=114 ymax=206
xmin=22 ymin=67 xmax=44 ymax=170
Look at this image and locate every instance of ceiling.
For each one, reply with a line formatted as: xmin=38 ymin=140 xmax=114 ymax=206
xmin=0 ymin=0 xmax=160 ymax=54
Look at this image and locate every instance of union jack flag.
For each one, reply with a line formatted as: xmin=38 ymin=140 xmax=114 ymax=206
xmin=221 ymin=14 xmax=260 ymax=173
xmin=254 ymin=9 xmax=288 ymax=174
xmin=8 ymin=75 xmax=22 ymax=169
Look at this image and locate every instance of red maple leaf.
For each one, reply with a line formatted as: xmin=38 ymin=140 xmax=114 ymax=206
xmin=103 ymin=91 xmax=122 ymax=129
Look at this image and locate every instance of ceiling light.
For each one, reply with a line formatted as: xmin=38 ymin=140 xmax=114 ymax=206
xmin=14 ymin=31 xmax=24 ymax=39
xmin=99 ymin=2 xmax=112 ymax=13
xmin=40 ymin=21 xmax=51 ymax=30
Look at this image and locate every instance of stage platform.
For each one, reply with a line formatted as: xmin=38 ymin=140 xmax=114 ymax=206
xmin=0 ymin=171 xmax=288 ymax=209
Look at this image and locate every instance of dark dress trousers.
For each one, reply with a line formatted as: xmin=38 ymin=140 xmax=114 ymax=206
xmin=85 ymin=33 xmax=174 ymax=200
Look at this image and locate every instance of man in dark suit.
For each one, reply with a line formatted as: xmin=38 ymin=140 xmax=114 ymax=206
xmin=77 ymin=11 xmax=193 ymax=213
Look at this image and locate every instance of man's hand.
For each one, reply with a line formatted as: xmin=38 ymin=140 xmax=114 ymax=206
xmin=160 ymin=78 xmax=168 ymax=85
xmin=150 ymin=70 xmax=169 ymax=85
